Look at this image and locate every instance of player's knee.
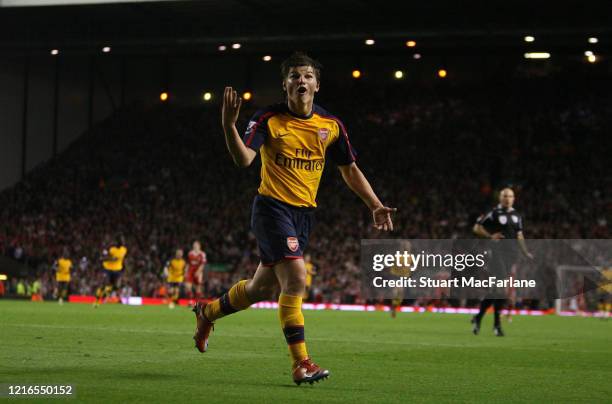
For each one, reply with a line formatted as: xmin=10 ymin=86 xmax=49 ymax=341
xmin=282 ymin=276 xmax=305 ymax=296
xmin=245 ymin=280 xmax=275 ymax=303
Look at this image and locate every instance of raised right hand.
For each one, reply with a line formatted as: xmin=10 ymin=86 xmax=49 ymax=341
xmin=222 ymin=86 xmax=242 ymax=130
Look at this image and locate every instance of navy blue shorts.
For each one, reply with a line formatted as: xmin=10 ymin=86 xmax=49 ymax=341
xmin=103 ymin=270 xmax=122 ymax=287
xmin=251 ymin=194 xmax=315 ymax=267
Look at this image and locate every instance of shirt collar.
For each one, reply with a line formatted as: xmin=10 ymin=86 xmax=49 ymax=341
xmin=285 ymin=103 xmax=314 ymax=119
xmin=497 ymin=204 xmax=515 ymax=212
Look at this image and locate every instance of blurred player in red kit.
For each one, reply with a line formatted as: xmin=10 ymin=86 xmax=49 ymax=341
xmin=185 ymin=240 xmax=207 ymax=304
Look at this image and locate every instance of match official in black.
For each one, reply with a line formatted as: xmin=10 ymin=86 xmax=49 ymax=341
xmin=471 ymin=188 xmax=533 ymax=336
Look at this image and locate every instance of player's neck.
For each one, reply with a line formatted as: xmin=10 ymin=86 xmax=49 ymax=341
xmin=287 ymin=99 xmax=313 ymax=118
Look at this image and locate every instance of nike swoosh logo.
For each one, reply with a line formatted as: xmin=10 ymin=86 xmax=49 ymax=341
xmin=278 ymin=133 xmax=290 ymax=137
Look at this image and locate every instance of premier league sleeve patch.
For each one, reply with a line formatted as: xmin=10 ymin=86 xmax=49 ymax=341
xmin=245 ymin=120 xmax=257 ymax=136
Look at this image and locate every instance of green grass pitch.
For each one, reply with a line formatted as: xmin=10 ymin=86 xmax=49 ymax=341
xmin=1 ymin=300 xmax=610 ymax=403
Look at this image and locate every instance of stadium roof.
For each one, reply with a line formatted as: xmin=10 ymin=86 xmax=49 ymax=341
xmin=0 ymin=0 xmax=610 ymax=55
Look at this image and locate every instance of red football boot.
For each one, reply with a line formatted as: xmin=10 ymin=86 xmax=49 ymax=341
xmin=192 ymin=301 xmax=214 ymax=352
xmin=292 ymin=358 xmax=330 ymax=385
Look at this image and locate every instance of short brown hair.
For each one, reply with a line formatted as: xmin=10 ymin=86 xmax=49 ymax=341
xmin=280 ymin=52 xmax=322 ymax=82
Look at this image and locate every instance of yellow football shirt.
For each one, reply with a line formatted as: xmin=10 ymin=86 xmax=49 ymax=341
xmin=56 ymin=258 xmax=72 ymax=282
xmin=167 ymin=258 xmax=186 ymax=283
xmin=103 ymin=246 xmax=127 ymax=271
xmin=244 ymin=103 xmax=356 ymax=207
xmin=390 ymin=256 xmax=414 ymax=277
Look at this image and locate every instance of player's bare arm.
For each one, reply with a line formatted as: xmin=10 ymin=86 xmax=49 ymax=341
xmin=517 ymin=231 xmax=534 ymax=259
xmin=337 ymin=162 xmax=396 ymax=231
xmin=221 ymin=86 xmax=256 ymax=167
xmin=473 ymin=223 xmax=504 ymax=240
xmin=196 ymin=264 xmax=204 ymax=282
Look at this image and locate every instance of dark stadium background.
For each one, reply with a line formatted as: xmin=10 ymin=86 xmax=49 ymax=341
xmin=0 ymin=0 xmax=610 ymax=308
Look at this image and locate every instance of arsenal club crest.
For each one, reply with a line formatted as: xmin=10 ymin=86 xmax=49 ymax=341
xmin=287 ymin=237 xmax=299 ymax=252
xmin=318 ymin=128 xmax=329 ymax=142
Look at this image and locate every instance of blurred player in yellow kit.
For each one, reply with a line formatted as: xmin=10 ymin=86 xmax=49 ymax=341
xmin=95 ymin=235 xmax=127 ymax=307
xmin=389 ymin=241 xmax=413 ymax=318
xmin=165 ymin=249 xmax=186 ymax=309
xmin=303 ymin=254 xmax=317 ymax=301
xmin=54 ymin=247 xmax=72 ymax=305
xmin=598 ymin=267 xmax=612 ymax=319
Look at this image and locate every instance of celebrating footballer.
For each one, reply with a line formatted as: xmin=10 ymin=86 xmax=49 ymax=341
xmin=192 ymin=52 xmax=396 ymax=385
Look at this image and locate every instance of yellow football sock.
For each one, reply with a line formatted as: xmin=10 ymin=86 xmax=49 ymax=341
xmin=205 ymin=280 xmax=251 ymax=321
xmin=279 ymin=293 xmax=308 ymax=364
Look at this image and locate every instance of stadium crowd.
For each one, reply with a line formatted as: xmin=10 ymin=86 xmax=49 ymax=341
xmin=1 ymin=77 xmax=610 ymax=306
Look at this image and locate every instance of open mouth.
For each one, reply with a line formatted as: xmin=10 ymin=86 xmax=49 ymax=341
xmin=297 ymin=87 xmax=307 ymax=94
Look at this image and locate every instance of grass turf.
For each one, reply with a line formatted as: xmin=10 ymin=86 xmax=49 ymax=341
xmin=0 ymin=300 xmax=610 ymax=403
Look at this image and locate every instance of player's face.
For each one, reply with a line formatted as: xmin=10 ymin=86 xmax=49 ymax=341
xmin=500 ymin=189 xmax=515 ymax=208
xmin=193 ymin=241 xmax=200 ymax=251
xmin=176 ymin=249 xmax=183 ymax=258
xmin=283 ymin=66 xmax=319 ymax=105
